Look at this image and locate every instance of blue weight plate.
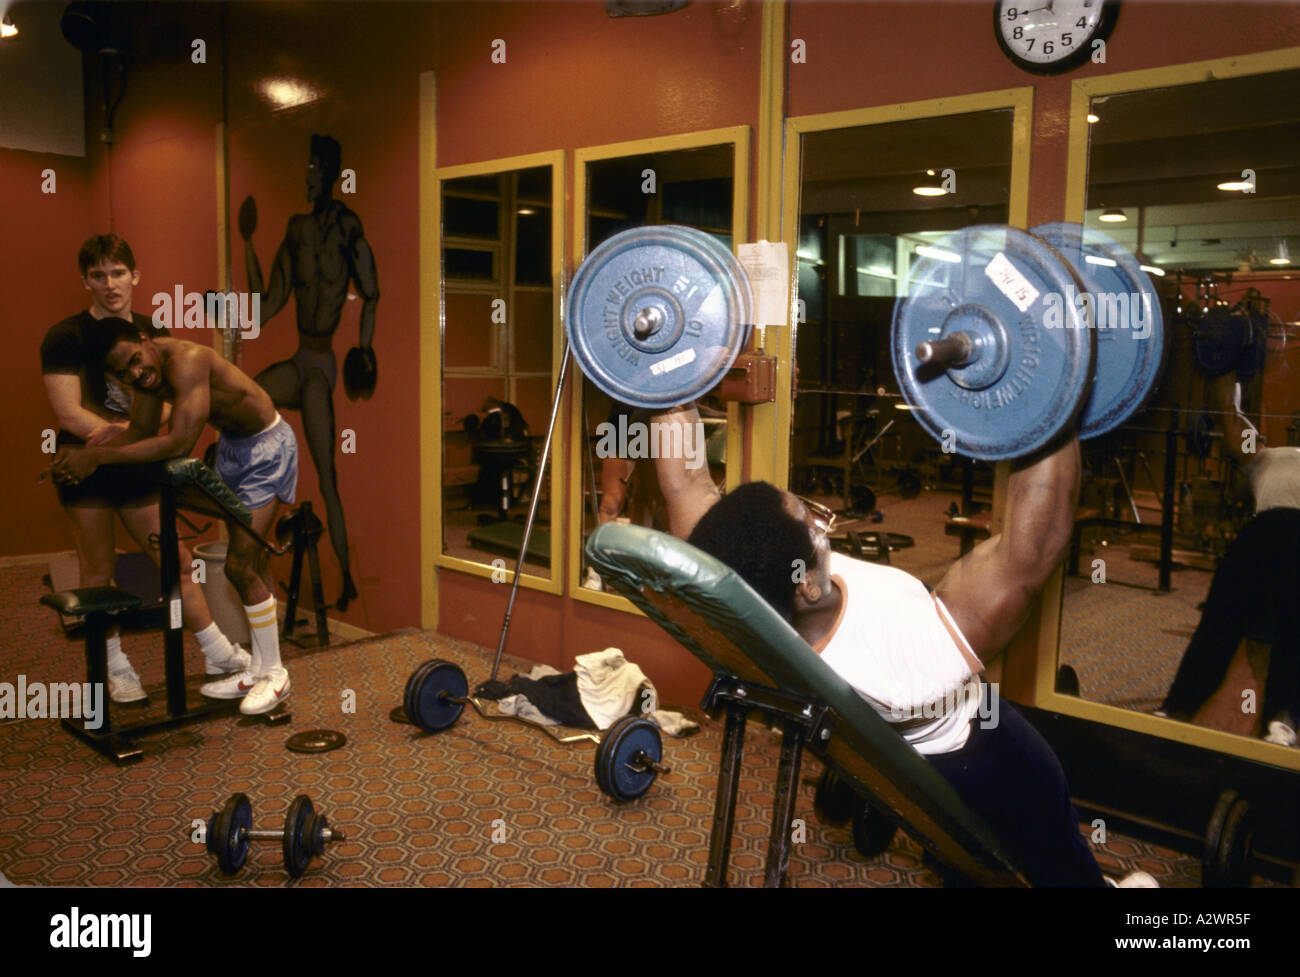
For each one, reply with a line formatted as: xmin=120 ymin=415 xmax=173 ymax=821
xmin=596 ymin=716 xmax=661 ymax=803
xmin=402 ymin=660 xmax=437 ymax=728
xmin=283 ymin=795 xmax=314 ymax=879
xmin=1031 ymin=223 xmax=1166 ymax=438
xmin=409 ymin=660 xmax=467 ymax=733
xmin=213 ymin=793 xmax=250 ymax=875
xmin=892 ymin=226 xmax=1094 ymax=461
xmin=568 ymin=225 xmax=752 ymax=410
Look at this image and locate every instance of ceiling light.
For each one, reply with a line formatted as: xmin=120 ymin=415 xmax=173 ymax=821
xmin=1139 ymin=265 xmax=1165 ymax=277
xmin=1217 ymin=179 xmax=1254 ymax=192
xmin=1 ymin=14 xmax=17 ymax=38
xmin=516 ymin=207 xmax=536 ymax=216
xmin=1098 ymin=209 xmax=1127 ymax=223
xmin=1270 ymin=240 xmax=1291 ymax=266
xmin=258 ymin=77 xmax=321 ymax=110
xmin=916 ymin=245 xmax=961 ymax=263
xmin=1086 ymin=113 xmax=1099 ymax=124
xmin=913 ymin=170 xmax=946 ymax=196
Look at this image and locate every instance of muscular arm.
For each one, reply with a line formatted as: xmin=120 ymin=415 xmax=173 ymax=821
xmin=935 ymin=435 xmax=1082 ymax=662
xmin=344 ymin=212 xmax=380 ymax=349
xmin=88 ymin=355 xmax=210 ymax=465
xmin=649 ymin=404 xmax=721 ymax=539
xmin=42 ymin=374 xmax=122 ymax=441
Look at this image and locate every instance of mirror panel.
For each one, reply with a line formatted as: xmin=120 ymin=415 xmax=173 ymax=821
xmin=440 ymin=163 xmax=558 ymax=580
xmin=790 ymin=109 xmax=1016 ymax=590
xmin=575 ymin=141 xmax=739 ymax=597
xmin=1058 ymin=68 xmax=1300 ymax=747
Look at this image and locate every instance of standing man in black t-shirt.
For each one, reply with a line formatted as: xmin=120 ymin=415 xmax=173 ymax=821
xmin=39 ymin=234 xmax=249 ymax=702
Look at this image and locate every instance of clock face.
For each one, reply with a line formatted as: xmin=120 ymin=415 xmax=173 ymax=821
xmin=994 ymin=0 xmax=1120 ymax=75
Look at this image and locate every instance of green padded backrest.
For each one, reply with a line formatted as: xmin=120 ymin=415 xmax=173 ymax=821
xmin=586 ymin=520 xmax=1029 ymax=886
xmin=161 ymin=457 xmax=253 ymax=527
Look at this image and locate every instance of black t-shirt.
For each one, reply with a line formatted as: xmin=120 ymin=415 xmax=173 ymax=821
xmin=40 ymin=311 xmax=165 ymax=432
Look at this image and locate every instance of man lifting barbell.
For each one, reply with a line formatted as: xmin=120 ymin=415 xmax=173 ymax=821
xmin=561 ymin=222 xmax=1163 ymax=885
xmin=1158 ymin=368 xmax=1300 ymax=746
xmin=50 ymin=322 xmax=299 ymax=715
xmin=648 ymin=404 xmax=1146 ymax=886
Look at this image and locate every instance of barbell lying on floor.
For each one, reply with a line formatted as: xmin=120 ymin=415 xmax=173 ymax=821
xmin=200 ymin=792 xmax=346 ymax=879
xmin=403 ymin=659 xmax=671 ymax=803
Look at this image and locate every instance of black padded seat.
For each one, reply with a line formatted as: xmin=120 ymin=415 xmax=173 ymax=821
xmin=40 ymin=586 xmax=143 ymax=617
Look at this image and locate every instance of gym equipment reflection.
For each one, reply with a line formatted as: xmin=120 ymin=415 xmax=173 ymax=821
xmin=1056 ymin=67 xmax=1300 ymax=748
xmin=440 ymin=164 xmax=558 ymax=576
xmin=576 ymin=141 xmax=740 ymax=595
xmin=789 ymin=108 xmax=1017 ymax=589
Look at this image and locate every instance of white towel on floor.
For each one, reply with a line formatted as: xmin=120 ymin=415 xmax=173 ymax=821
xmin=575 ymin=648 xmax=655 ymax=729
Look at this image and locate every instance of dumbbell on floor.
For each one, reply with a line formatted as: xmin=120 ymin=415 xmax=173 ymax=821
xmin=202 ymin=793 xmax=346 ymax=879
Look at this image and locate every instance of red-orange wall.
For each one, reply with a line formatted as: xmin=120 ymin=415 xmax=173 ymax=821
xmin=5 ymin=148 xmax=94 ymax=554
xmin=5 ymin=0 xmax=1299 ymax=706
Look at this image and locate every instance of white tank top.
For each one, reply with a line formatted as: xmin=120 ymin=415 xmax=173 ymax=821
xmin=1246 ymin=447 xmax=1300 ymax=513
xmin=813 ymin=552 xmax=983 ymax=755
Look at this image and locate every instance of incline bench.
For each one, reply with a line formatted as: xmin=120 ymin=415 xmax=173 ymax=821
xmin=41 ymin=457 xmax=291 ymax=761
xmin=586 ymin=521 xmax=1032 ymax=887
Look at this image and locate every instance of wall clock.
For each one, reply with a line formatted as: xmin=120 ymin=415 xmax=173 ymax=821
xmin=994 ymin=1 xmax=1121 ymax=75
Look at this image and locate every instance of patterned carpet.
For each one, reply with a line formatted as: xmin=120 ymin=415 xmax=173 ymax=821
xmin=0 ymin=560 xmax=1241 ymax=887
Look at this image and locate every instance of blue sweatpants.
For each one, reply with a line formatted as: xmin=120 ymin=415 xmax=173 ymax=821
xmin=925 ymin=684 xmax=1106 ymax=887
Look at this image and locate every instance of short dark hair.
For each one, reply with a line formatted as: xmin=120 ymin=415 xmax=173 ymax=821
xmin=84 ymin=319 xmax=147 ymax=370
xmin=78 ymin=233 xmax=136 ymax=275
xmin=310 ymin=134 xmax=342 ymax=184
xmin=686 ymin=481 xmax=815 ymax=623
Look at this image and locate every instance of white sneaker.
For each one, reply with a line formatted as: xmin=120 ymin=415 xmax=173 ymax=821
xmin=205 ymin=643 xmax=252 ymax=676
xmin=240 ymin=667 xmax=291 ymax=715
xmin=1106 ymin=871 xmax=1160 ymax=888
xmin=1264 ymin=721 xmax=1297 ymax=747
xmin=200 ymin=668 xmax=257 ymax=699
xmin=108 ymin=667 xmax=148 ymax=704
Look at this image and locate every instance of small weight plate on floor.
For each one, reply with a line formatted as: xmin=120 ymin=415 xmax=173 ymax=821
xmin=388 ymin=706 xmax=411 ymax=725
xmin=891 ymin=225 xmax=1094 ymax=461
xmin=404 ymin=659 xmax=468 ymax=733
xmin=283 ymin=794 xmax=315 ymax=879
xmin=1031 ymin=223 xmax=1167 ymax=438
xmin=286 ymin=729 xmax=347 ymax=754
xmin=213 ymin=793 xmax=251 ymax=876
xmin=567 ymin=225 xmax=752 ymax=410
xmin=595 ymin=716 xmax=662 ymax=802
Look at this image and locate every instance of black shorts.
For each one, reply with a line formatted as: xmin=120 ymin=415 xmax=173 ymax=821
xmin=54 ymin=432 xmax=158 ymax=508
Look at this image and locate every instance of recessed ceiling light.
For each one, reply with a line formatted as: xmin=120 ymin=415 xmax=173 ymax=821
xmin=1270 ymin=240 xmax=1291 ymax=266
xmin=1 ymin=14 xmax=17 ymax=38
xmin=1217 ymin=179 xmax=1254 ymax=192
xmin=1099 ymin=209 xmax=1127 ymax=223
xmin=1086 ymin=113 xmax=1099 ymax=124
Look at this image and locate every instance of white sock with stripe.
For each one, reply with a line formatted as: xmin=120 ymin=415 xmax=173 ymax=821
xmin=243 ymin=597 xmax=282 ymax=675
